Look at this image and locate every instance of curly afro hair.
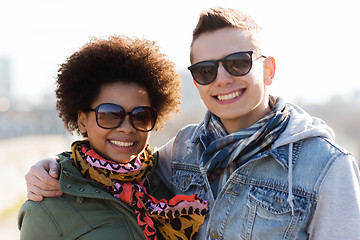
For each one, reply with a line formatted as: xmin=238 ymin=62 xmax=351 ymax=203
xmin=55 ymin=35 xmax=182 ymax=136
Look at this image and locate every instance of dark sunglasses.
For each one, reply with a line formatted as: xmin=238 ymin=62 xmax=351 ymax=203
xmin=86 ymin=103 xmax=157 ymax=132
xmin=188 ymin=51 xmax=266 ymax=85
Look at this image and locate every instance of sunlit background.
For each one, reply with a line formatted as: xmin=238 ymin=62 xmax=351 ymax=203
xmin=1 ymin=0 xmax=359 ymax=238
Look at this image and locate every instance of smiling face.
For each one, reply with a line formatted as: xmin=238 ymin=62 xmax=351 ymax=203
xmin=78 ymin=82 xmax=151 ymax=164
xmin=191 ymin=28 xmax=272 ymax=133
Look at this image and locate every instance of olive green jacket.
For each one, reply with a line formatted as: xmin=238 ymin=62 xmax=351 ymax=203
xmin=18 ymin=151 xmax=173 ymax=240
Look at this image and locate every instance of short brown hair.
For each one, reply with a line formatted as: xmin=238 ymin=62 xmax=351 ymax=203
xmin=56 ymin=35 xmax=182 ymax=136
xmin=190 ymin=7 xmax=263 ymax=60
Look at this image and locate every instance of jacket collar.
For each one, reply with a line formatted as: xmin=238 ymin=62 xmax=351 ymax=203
xmin=268 ymin=141 xmax=302 ymax=170
xmin=57 ymin=152 xmax=117 ymax=201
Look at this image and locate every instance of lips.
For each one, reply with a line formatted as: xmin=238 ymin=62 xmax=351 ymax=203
xmin=215 ymin=89 xmax=244 ymax=101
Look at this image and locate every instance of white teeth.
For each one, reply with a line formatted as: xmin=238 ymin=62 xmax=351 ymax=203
xmin=110 ymin=140 xmax=134 ymax=147
xmin=217 ymin=90 xmax=241 ymax=101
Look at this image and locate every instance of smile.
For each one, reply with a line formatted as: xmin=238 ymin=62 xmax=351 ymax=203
xmin=110 ymin=140 xmax=134 ymax=147
xmin=216 ymin=89 xmax=244 ymax=101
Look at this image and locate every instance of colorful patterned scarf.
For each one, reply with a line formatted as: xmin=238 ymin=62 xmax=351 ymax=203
xmin=200 ymin=97 xmax=290 ymax=197
xmin=71 ymin=141 xmax=208 ymax=240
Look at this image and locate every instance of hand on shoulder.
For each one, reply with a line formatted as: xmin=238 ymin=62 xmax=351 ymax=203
xmin=25 ymin=157 xmax=62 ymax=201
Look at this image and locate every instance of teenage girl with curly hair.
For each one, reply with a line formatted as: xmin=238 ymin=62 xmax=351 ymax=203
xmin=18 ymin=35 xmax=207 ymax=240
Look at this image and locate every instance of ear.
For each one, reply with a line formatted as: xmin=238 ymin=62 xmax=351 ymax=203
xmin=264 ymin=56 xmax=276 ymax=85
xmin=77 ymin=111 xmax=88 ymax=134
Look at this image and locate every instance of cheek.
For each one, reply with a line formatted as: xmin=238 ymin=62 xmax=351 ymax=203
xmin=197 ymin=86 xmax=211 ymax=101
xmin=247 ymin=71 xmax=265 ymax=91
xmin=86 ymin=126 xmax=108 ymax=145
xmin=138 ymin=132 xmax=151 ymax=148
xmin=250 ymin=63 xmax=265 ymax=84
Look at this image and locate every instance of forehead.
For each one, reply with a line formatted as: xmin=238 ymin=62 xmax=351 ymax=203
xmin=191 ymin=28 xmax=256 ymax=64
xmin=95 ymin=82 xmax=150 ymax=109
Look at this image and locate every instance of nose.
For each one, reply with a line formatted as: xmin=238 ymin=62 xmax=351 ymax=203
xmin=215 ymin=63 xmax=233 ymax=86
xmin=116 ymin=115 xmax=135 ymax=133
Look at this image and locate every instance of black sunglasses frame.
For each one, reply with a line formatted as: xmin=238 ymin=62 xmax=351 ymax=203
xmin=188 ymin=51 xmax=266 ymax=85
xmin=86 ymin=103 xmax=157 ymax=132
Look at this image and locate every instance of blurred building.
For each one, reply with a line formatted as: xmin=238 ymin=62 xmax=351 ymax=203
xmin=0 ymin=58 xmax=11 ymax=99
xmin=0 ymin=57 xmax=66 ymax=139
xmin=0 ymin=58 xmax=11 ymax=112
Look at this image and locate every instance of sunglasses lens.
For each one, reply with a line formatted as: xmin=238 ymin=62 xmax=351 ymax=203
xmin=96 ymin=104 xmax=125 ymax=129
xmin=223 ymin=52 xmax=252 ymax=76
xmin=189 ymin=62 xmax=217 ymax=85
xmin=131 ymin=107 xmax=157 ymax=132
xmin=188 ymin=52 xmax=254 ymax=85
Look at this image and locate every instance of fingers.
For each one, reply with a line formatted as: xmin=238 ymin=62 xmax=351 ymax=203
xmin=25 ymin=170 xmax=58 ymax=192
xmin=27 ymin=183 xmax=63 ymax=198
xmin=26 ymin=165 xmax=59 ymax=190
xmin=25 ymin=158 xmax=63 ymax=201
xmin=25 ymin=173 xmax=63 ymax=201
xmin=31 ymin=158 xmax=61 ymax=188
xmin=27 ymin=191 xmax=43 ymax=202
xmin=27 ymin=189 xmax=63 ymax=201
xmin=48 ymin=157 xmax=61 ymax=179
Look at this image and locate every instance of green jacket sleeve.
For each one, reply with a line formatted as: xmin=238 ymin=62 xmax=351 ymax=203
xmin=18 ymin=152 xmax=146 ymax=240
xmin=18 ymin=193 xmax=146 ymax=240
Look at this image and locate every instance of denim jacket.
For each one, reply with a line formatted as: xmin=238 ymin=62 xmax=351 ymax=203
xmin=158 ymin=103 xmax=360 ymax=240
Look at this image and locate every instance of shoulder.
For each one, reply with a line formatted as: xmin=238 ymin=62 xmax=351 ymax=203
xmin=18 ymin=195 xmax=81 ymax=229
xmin=271 ymin=137 xmax=356 ymax=187
xmin=289 ymin=136 xmax=354 ymax=176
xmin=316 ymin=137 xmax=359 ymax=187
xmin=158 ymin=123 xmax=200 ymax=157
xmin=173 ymin=124 xmax=200 ymax=145
xmin=176 ymin=124 xmax=199 ymax=137
xmin=19 ymin=194 xmax=146 ymax=240
xmin=300 ymin=136 xmax=352 ymax=162
xmin=18 ymin=198 xmax=67 ymax=240
xmin=289 ymin=137 xmax=357 ymax=192
xmin=157 ymin=124 xmax=199 ymax=155
xmin=57 ymin=151 xmax=71 ymax=163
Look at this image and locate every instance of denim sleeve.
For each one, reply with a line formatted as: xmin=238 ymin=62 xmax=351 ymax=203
xmin=308 ymin=154 xmax=360 ymax=239
xmin=156 ymin=136 xmax=175 ymax=190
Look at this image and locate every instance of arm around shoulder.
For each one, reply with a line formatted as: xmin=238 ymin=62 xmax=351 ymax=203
xmin=26 ymin=157 xmax=62 ymax=201
xmin=308 ymin=153 xmax=360 ymax=239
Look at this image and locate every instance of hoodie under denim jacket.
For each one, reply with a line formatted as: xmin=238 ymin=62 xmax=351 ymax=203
xmin=157 ymin=102 xmax=360 ymax=240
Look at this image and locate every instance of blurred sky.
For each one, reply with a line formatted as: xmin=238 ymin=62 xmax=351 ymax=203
xmin=1 ymin=0 xmax=359 ymax=105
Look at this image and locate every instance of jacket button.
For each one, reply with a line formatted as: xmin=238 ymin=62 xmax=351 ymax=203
xmin=209 ymin=230 xmax=222 ymax=239
xmin=95 ymin=189 xmax=101 ymax=193
xmin=79 ymin=187 xmax=85 ymax=192
xmin=76 ymin=197 xmax=84 ymax=203
xmin=65 ymin=184 xmax=71 ymax=189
